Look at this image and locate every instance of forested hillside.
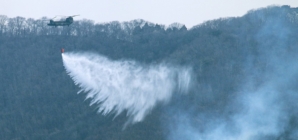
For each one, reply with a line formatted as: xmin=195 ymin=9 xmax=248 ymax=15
xmin=1 ymin=5 xmax=298 ymax=140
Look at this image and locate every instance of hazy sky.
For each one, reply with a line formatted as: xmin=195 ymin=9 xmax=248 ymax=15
xmin=2 ymin=0 xmax=298 ymax=28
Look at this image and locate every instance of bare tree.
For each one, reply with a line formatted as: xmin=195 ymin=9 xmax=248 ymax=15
xmin=15 ymin=16 xmax=26 ymax=36
xmin=25 ymin=18 xmax=38 ymax=35
xmin=0 ymin=15 xmax=8 ymax=35
xmin=7 ymin=18 xmax=16 ymax=36
xmin=78 ymin=19 xmax=95 ymax=36
xmin=37 ymin=17 xmax=50 ymax=35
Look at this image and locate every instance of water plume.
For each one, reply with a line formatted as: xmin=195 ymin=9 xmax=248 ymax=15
xmin=62 ymin=52 xmax=192 ymax=125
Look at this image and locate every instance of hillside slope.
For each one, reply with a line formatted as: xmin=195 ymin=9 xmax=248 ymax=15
xmin=0 ymin=5 xmax=298 ymax=140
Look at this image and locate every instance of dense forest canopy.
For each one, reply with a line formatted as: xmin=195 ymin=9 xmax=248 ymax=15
xmin=1 ymin=5 xmax=298 ymax=140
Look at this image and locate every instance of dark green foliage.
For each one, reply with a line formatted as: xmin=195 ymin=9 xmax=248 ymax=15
xmin=0 ymin=5 xmax=298 ymax=139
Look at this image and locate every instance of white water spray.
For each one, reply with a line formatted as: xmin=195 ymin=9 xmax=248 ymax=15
xmin=62 ymin=52 xmax=192 ymax=125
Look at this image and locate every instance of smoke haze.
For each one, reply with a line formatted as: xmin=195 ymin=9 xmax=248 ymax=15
xmin=165 ymin=8 xmax=298 ymax=140
xmin=62 ymin=52 xmax=192 ymax=125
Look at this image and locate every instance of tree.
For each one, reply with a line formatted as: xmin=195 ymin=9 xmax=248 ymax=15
xmin=0 ymin=15 xmax=7 ymax=36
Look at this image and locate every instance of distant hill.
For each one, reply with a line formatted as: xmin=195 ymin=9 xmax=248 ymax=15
xmin=0 ymin=5 xmax=298 ymax=140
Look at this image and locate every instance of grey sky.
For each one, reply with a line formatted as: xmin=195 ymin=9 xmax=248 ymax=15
xmin=2 ymin=0 xmax=298 ymax=28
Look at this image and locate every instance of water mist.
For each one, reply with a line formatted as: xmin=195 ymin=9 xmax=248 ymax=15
xmin=62 ymin=52 xmax=192 ymax=125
